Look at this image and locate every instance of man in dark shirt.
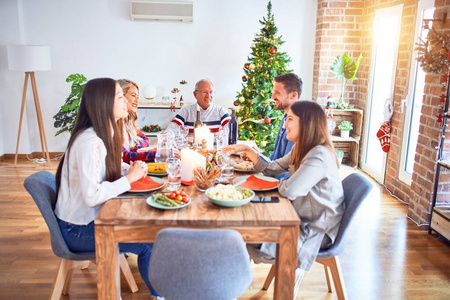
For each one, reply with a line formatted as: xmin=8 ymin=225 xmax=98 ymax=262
xmin=270 ymin=73 xmax=303 ymax=179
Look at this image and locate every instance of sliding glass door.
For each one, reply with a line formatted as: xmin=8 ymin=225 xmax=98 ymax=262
xmin=399 ymin=0 xmax=435 ymax=185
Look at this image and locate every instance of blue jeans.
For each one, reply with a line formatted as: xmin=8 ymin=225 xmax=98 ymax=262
xmin=57 ymin=218 xmax=160 ymax=297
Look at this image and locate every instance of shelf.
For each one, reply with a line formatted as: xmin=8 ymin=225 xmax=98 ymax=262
xmin=331 ymin=135 xmax=360 ymax=142
xmin=330 ymin=109 xmax=363 ymax=169
xmin=431 ymin=206 xmax=450 ymax=241
xmin=138 ymin=104 xmax=181 ymax=109
xmin=138 ymin=102 xmax=195 ymax=109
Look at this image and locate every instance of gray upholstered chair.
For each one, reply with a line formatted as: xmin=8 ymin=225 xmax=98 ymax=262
xmin=149 ymin=228 xmax=253 ymax=300
xmin=24 ymin=171 xmax=138 ymax=300
xmin=262 ymin=173 xmax=373 ymax=300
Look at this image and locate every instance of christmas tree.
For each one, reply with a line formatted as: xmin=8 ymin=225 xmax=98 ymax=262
xmin=233 ymin=1 xmax=292 ymax=154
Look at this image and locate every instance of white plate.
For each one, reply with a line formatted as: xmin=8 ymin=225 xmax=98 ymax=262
xmin=234 ymin=167 xmax=256 ymax=173
xmin=146 ymin=195 xmax=191 ymax=210
xmin=205 ymin=187 xmax=255 ymax=208
xmin=234 ymin=174 xmax=279 ymax=191
xmin=129 ymin=176 xmax=165 ymax=193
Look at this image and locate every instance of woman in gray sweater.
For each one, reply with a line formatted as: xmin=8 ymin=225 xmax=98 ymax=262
xmin=223 ymin=100 xmax=345 ymax=298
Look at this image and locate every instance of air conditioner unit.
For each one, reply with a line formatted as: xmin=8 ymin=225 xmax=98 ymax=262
xmin=130 ymin=0 xmax=193 ymax=22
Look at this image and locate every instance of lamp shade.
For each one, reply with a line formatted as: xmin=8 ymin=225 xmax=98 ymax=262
xmin=7 ymin=45 xmax=51 ymax=71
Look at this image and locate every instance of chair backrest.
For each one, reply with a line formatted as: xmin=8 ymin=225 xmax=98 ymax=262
xmin=149 ymin=228 xmax=252 ymax=300
xmin=23 ymin=171 xmax=93 ymax=261
xmin=318 ymin=173 xmax=373 ymax=258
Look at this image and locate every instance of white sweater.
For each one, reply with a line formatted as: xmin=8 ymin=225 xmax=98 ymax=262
xmin=55 ymin=128 xmax=130 ymax=225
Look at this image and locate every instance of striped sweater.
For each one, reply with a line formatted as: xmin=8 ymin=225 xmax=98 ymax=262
xmin=167 ymin=103 xmax=231 ymax=136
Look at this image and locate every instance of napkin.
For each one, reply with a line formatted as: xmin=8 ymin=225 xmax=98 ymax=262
xmin=237 ymin=175 xmax=278 ymax=190
xmin=130 ymin=176 xmax=164 ymax=191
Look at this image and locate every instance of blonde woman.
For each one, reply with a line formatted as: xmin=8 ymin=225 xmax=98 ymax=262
xmin=118 ymin=79 xmax=156 ymax=163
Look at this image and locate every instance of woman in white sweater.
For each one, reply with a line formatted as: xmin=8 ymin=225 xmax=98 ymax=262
xmin=54 ymin=78 xmax=161 ymax=298
xmin=223 ymin=100 xmax=345 ymax=299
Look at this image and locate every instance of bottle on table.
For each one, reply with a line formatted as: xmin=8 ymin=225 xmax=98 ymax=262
xmin=194 ymin=107 xmax=203 ymax=128
xmin=228 ymin=108 xmax=238 ymax=145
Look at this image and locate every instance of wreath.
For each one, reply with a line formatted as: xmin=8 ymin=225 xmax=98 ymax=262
xmin=415 ymin=26 xmax=450 ymax=74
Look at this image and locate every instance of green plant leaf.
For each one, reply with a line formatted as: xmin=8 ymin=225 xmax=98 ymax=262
xmin=331 ymin=53 xmax=363 ymax=81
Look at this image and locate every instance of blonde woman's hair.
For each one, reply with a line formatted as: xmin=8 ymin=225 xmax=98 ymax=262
xmin=118 ymin=79 xmax=143 ymax=149
xmin=289 ymin=100 xmax=338 ymax=169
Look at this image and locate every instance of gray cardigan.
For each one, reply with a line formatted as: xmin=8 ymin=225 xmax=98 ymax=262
xmin=255 ymin=145 xmax=345 ymax=270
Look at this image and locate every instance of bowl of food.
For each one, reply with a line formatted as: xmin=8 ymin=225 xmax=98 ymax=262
xmin=205 ymin=184 xmax=255 ymax=207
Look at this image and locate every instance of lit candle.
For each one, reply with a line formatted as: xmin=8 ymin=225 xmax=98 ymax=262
xmin=180 ymin=148 xmax=206 ymax=182
xmin=194 ymin=125 xmax=214 ymax=149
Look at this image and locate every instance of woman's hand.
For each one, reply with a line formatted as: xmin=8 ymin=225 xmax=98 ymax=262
xmin=221 ymin=144 xmax=250 ymax=154
xmin=126 ymin=160 xmax=147 ymax=183
xmin=222 ymin=144 xmax=259 ymax=164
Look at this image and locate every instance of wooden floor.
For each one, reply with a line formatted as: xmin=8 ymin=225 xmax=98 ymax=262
xmin=1 ymin=159 xmax=449 ymax=300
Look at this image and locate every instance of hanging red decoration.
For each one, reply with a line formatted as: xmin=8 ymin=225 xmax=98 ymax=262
xmin=437 ymin=114 xmax=443 ymax=122
xmin=264 ymin=117 xmax=270 ymax=124
xmin=269 ymin=48 xmax=276 ymax=55
xmin=244 ymin=63 xmax=249 ymax=69
xmin=441 ymin=94 xmax=446 ymax=103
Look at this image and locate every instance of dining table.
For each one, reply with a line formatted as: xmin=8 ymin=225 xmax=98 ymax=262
xmin=94 ymin=171 xmax=301 ymax=300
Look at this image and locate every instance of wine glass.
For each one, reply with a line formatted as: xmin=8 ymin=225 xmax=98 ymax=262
xmin=216 ymin=127 xmax=228 ymax=150
xmin=180 ymin=125 xmax=189 ymax=138
xmin=165 ymin=157 xmax=181 ymax=191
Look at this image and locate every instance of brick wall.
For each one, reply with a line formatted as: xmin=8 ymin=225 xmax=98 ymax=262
xmin=313 ymin=0 xmax=364 ymax=103
xmin=313 ymin=0 xmax=450 ymax=228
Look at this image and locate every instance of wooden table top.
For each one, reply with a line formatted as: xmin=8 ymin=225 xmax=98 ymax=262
xmin=96 ymin=182 xmax=300 ymax=228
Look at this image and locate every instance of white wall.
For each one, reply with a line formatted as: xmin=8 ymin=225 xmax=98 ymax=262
xmin=0 ymin=0 xmax=317 ymax=155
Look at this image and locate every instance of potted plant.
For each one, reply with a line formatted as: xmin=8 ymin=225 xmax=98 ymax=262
xmin=53 ymin=73 xmax=87 ymax=136
xmin=338 ymin=120 xmax=353 ymax=138
xmin=330 ymin=52 xmax=362 ymax=108
xmin=335 ymin=149 xmax=344 ymax=166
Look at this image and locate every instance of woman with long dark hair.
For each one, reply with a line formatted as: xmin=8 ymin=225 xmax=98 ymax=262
xmin=54 ymin=78 xmax=161 ymax=298
xmin=224 ymin=100 xmax=345 ymax=299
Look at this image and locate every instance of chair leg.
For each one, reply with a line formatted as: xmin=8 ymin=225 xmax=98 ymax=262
xmin=323 ymin=264 xmax=334 ymax=292
xmin=81 ymin=260 xmax=91 ymax=270
xmin=262 ymin=264 xmax=276 ymax=291
xmin=50 ymin=259 xmax=73 ymax=300
xmin=119 ymin=253 xmax=139 ymax=293
xmin=316 ymin=256 xmax=347 ymax=300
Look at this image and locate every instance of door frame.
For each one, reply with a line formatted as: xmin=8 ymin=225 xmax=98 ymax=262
xmin=361 ymin=4 xmax=403 ymax=183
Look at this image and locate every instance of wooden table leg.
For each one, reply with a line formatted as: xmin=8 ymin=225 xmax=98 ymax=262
xmin=274 ymin=226 xmax=299 ymax=300
xmin=95 ymin=225 xmax=120 ymax=300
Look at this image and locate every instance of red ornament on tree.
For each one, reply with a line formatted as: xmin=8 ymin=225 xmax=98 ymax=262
xmin=264 ymin=118 xmax=270 ymax=124
xmin=269 ymin=48 xmax=276 ymax=55
xmin=244 ymin=63 xmax=249 ymax=69
xmin=233 ymin=101 xmax=239 ymax=107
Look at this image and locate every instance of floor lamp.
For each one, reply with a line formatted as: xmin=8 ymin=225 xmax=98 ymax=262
xmin=7 ymin=45 xmax=52 ymax=167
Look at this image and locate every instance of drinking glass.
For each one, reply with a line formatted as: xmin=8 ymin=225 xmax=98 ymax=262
xmin=165 ymin=157 xmax=181 ymax=191
xmin=180 ymin=125 xmax=189 ymax=138
xmin=216 ymin=127 xmax=228 ymax=150
xmin=155 ymin=132 xmax=176 ymax=163
xmin=215 ymin=150 xmax=234 ymax=183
